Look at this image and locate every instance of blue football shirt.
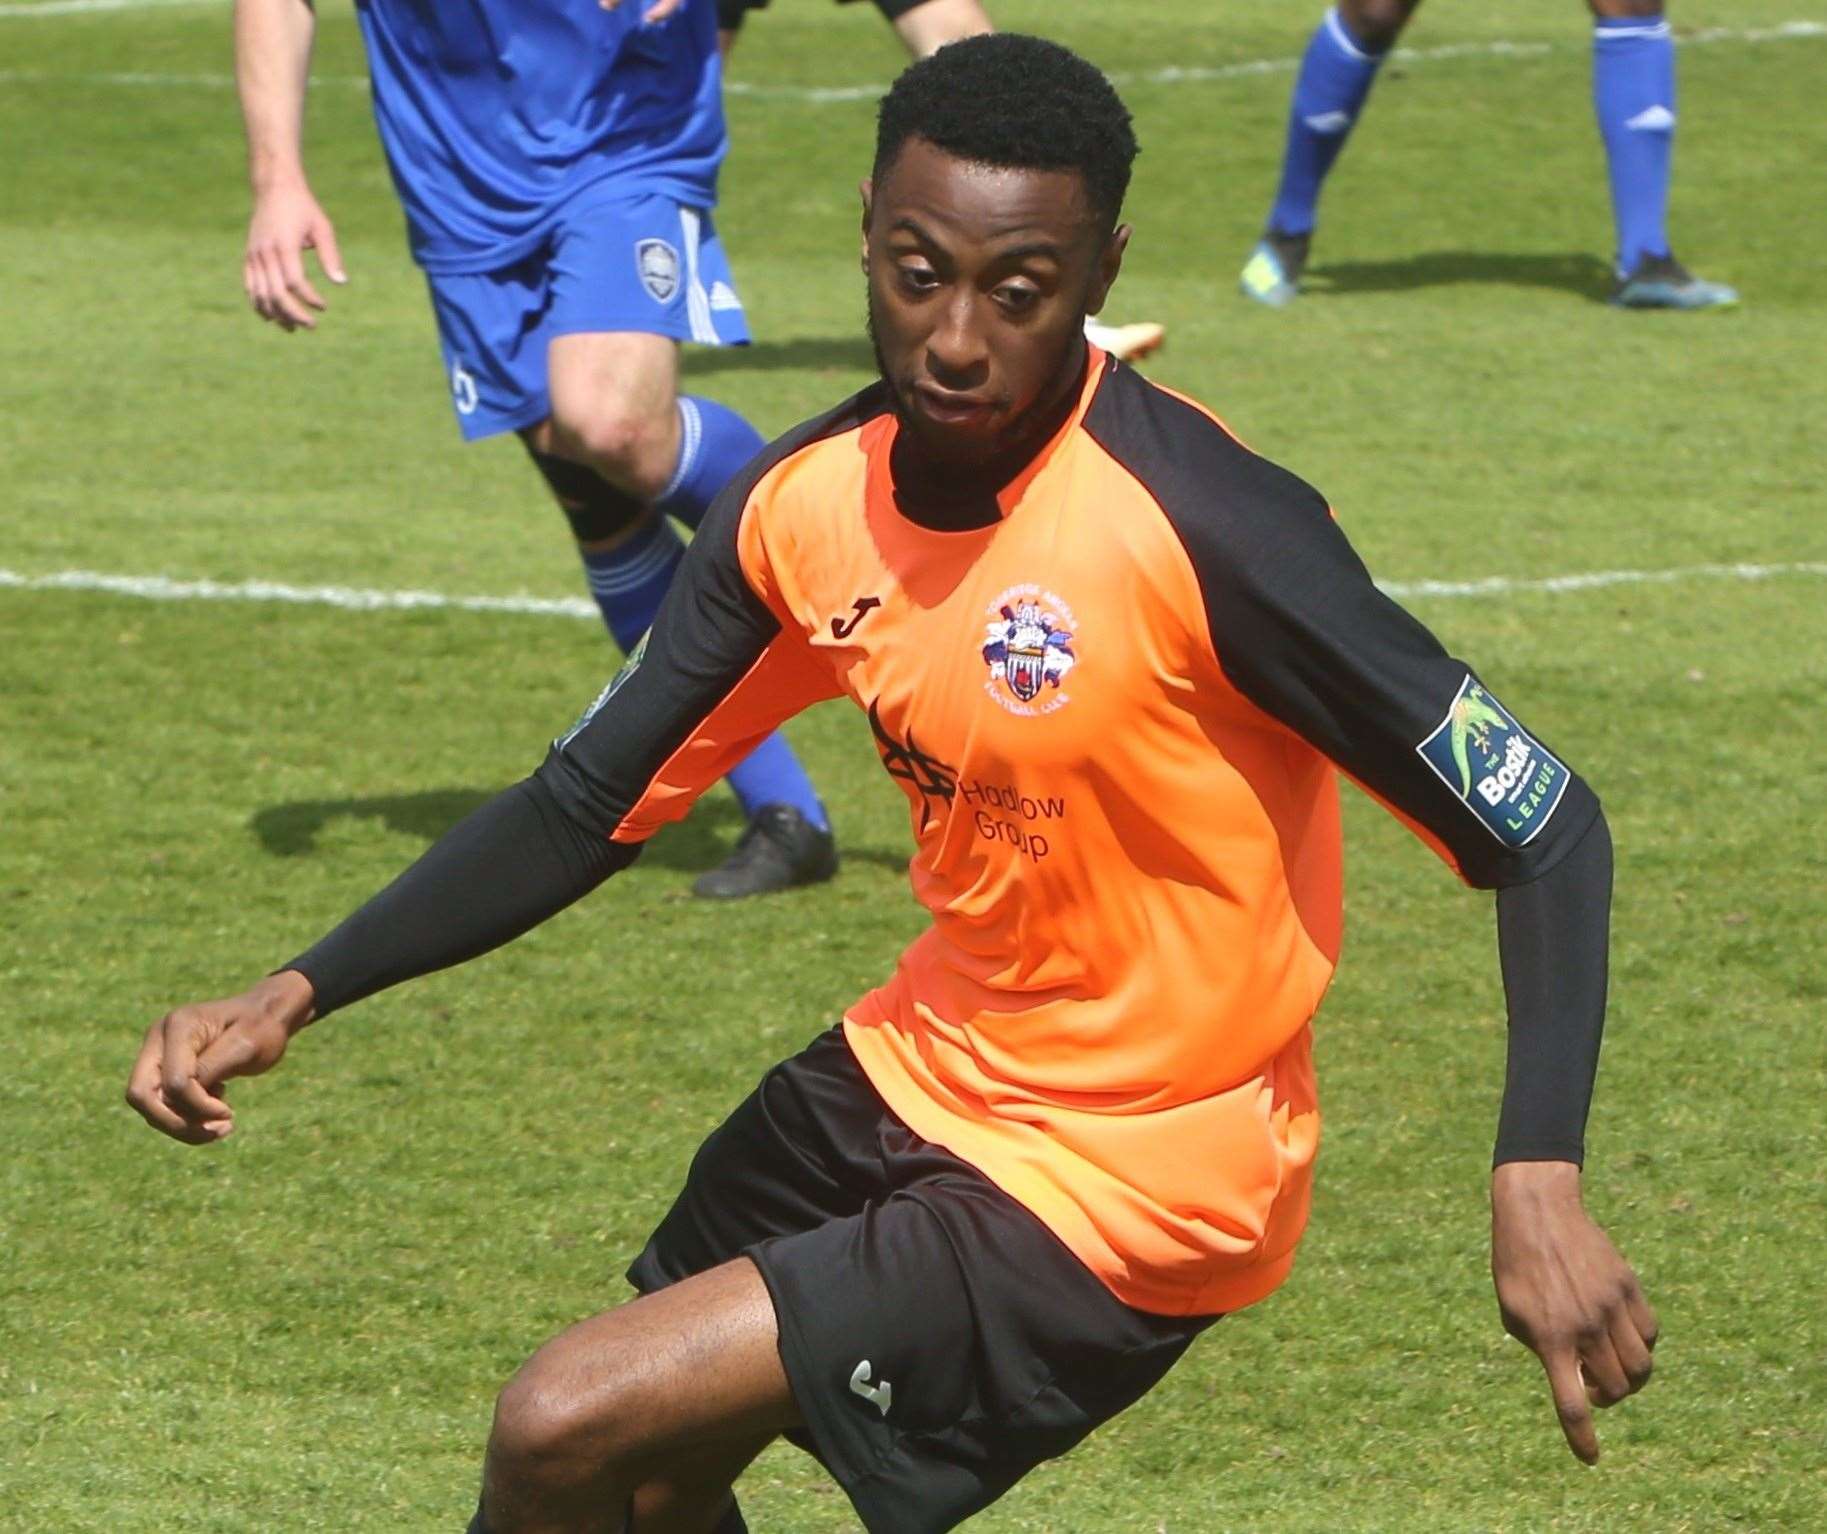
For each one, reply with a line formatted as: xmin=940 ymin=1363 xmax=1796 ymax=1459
xmin=354 ymin=0 xmax=727 ymax=273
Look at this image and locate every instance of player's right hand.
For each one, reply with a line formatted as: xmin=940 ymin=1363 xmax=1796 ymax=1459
xmin=125 ymin=970 xmax=316 ymax=1144
xmin=244 ymin=183 xmax=346 ymax=332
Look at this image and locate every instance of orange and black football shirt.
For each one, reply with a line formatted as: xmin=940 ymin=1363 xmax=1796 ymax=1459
xmin=536 ymin=348 xmax=1598 ymax=1317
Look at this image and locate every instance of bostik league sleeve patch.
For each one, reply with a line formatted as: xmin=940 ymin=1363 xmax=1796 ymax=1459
xmin=556 ymin=631 xmax=648 ymax=750
xmin=1415 ymin=675 xmax=1570 ymax=847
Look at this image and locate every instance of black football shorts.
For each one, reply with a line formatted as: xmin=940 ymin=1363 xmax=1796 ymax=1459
xmin=627 ymin=1026 xmax=1217 ymax=1534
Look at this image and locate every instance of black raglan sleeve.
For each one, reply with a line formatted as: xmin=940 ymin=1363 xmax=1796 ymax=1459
xmin=1083 ymin=367 xmax=1610 ymax=1163
xmin=286 ymin=394 xmax=875 ymax=1018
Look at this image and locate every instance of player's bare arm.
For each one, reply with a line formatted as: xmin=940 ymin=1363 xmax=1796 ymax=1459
xmin=235 ymin=0 xmax=346 ymax=331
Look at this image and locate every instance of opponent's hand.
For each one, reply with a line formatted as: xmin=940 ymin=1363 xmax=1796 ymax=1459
xmin=125 ymin=971 xmax=316 ymax=1144
xmin=1490 ymin=1160 xmax=1658 ymax=1465
xmin=598 ymin=0 xmax=688 ymax=22
xmin=243 ymin=182 xmax=346 ymax=332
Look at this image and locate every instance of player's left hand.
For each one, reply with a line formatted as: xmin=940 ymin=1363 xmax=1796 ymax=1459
xmin=1489 ymin=1160 xmax=1658 ymax=1465
xmin=598 ymin=0 xmax=687 ymax=22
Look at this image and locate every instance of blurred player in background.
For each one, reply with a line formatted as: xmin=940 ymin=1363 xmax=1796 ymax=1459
xmin=235 ymin=0 xmax=837 ymax=898
xmin=138 ymin=33 xmax=1656 ymax=1534
xmin=712 ymin=0 xmax=1171 ymax=361
xmin=1241 ymin=0 xmax=1738 ymax=310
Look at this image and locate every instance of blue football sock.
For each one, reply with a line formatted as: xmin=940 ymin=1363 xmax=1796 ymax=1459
xmin=579 ymin=512 xmax=685 ymax=656
xmin=1266 ymin=7 xmax=1389 ymax=238
xmin=464 ymin=1503 xmax=492 ymax=1534
xmin=725 ymin=730 xmax=828 ymax=830
xmin=1593 ymin=12 xmax=1675 ymax=275
xmin=656 ymin=395 xmax=765 ymax=530
xmin=585 ymin=400 xmax=826 ymax=832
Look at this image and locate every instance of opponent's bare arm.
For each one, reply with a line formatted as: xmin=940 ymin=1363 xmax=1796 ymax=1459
xmin=889 ymin=0 xmax=993 ymax=58
xmin=236 ymin=0 xmax=345 ymax=330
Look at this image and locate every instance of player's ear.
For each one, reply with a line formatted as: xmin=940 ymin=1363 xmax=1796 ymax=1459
xmin=1085 ymin=223 xmax=1132 ymax=317
xmin=859 ymin=178 xmax=875 ymax=274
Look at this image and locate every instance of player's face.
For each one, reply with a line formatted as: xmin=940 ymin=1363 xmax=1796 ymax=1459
xmin=863 ymin=138 xmax=1128 ymax=475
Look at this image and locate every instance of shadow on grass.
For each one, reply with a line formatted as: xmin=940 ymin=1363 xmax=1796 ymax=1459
xmin=683 ymin=336 xmax=875 ymax=377
xmin=251 ymin=789 xmax=909 ymax=876
xmin=1308 ymin=250 xmax=1613 ymax=301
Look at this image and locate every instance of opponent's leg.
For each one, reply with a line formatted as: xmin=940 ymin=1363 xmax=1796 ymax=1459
xmin=1588 ymin=0 xmax=1736 ymax=308
xmin=1241 ymin=0 xmax=1419 ymax=306
xmin=473 ymin=1258 xmax=797 ymax=1534
xmin=531 ymin=332 xmax=835 ymax=897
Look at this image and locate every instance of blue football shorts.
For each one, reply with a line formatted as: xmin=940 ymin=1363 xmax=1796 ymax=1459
xmin=424 ymin=186 xmax=751 ymax=441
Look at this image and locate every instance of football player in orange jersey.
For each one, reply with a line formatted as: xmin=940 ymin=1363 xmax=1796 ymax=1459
xmin=130 ymin=34 xmax=1654 ymax=1534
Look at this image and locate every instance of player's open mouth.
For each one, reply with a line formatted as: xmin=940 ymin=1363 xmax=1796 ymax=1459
xmin=912 ymin=384 xmax=998 ymax=427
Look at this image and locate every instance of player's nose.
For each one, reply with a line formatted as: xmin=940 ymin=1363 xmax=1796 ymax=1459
xmin=925 ymin=290 xmax=990 ymax=386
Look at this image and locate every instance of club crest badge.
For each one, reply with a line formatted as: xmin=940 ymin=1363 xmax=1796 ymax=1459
xmin=635 ymin=239 xmax=681 ymax=304
xmin=982 ymin=585 xmax=1077 ymax=716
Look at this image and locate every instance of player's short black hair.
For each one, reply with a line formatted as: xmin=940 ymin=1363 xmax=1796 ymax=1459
xmin=873 ymin=34 xmax=1138 ymax=231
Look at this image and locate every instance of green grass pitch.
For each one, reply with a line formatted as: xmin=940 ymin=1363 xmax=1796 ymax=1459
xmin=3 ymin=1 xmax=1825 ymax=1529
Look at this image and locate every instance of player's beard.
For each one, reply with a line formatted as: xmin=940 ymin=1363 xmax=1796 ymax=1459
xmin=866 ymin=288 xmax=1088 ymax=496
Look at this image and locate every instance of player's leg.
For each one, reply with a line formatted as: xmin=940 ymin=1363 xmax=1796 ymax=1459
xmin=1588 ymin=0 xmax=1736 ymax=308
xmin=542 ymin=330 xmax=685 ymax=505
xmin=470 ymin=1257 xmax=796 ymax=1534
xmin=417 ymin=257 xmax=831 ymax=903
xmin=1240 ymin=0 xmax=1421 ymax=306
xmin=534 ymin=194 xmax=836 ymax=898
xmin=743 ymin=1122 xmax=1218 ymax=1527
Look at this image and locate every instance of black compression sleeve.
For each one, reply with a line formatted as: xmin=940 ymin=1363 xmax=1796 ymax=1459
xmin=284 ymin=775 xmax=636 ymax=1019
xmin=1492 ymin=812 xmax=1613 ymax=1166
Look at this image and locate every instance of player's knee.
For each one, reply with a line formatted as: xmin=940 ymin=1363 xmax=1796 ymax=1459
xmin=1339 ymin=0 xmax=1416 ymax=52
xmin=519 ymin=431 xmax=649 ymax=546
xmin=548 ymin=396 xmax=675 ymax=498
xmin=1586 ymin=0 xmax=1662 ymax=18
xmin=487 ymin=1365 xmax=636 ymax=1498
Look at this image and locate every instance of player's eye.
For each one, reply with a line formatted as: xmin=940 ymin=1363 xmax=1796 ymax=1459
xmin=897 ymin=264 xmax=940 ymax=296
xmin=993 ymin=282 xmax=1040 ymax=315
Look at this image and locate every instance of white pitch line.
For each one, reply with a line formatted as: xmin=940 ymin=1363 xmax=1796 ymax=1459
xmin=0 ymin=18 xmax=1819 ymax=100
xmin=0 ymin=0 xmax=222 ymax=16
xmin=1377 ymin=561 xmax=1827 ymax=600
xmin=3 ymin=562 xmax=1824 ymax=621
xmin=0 ymin=568 xmax=601 ymax=621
